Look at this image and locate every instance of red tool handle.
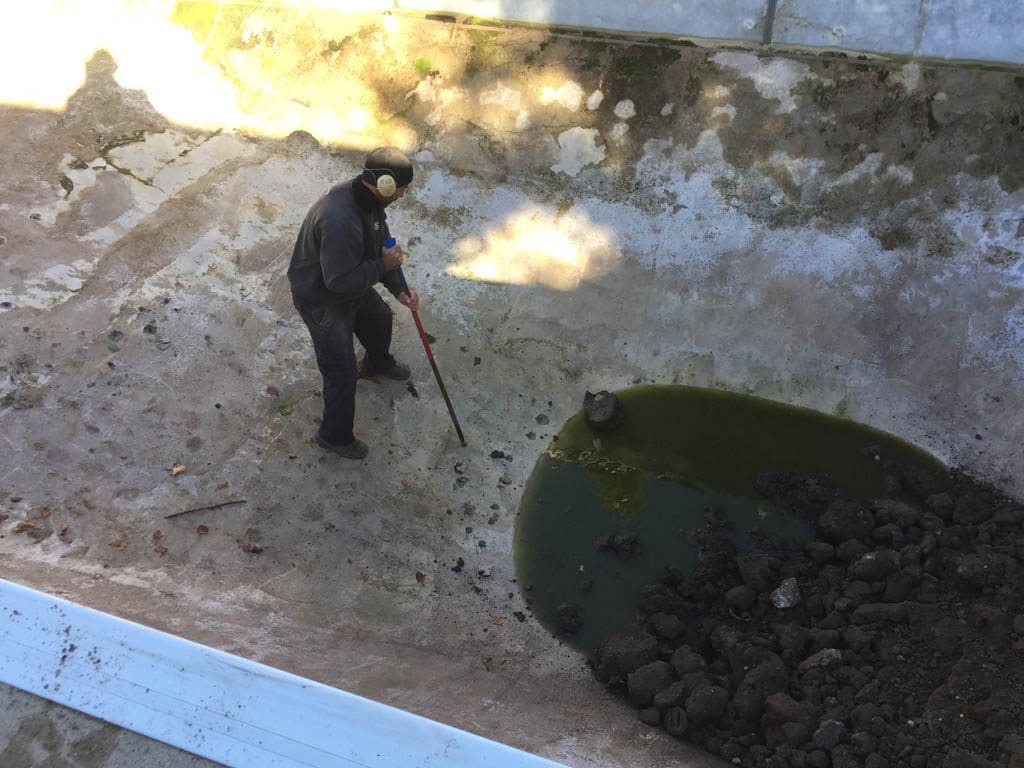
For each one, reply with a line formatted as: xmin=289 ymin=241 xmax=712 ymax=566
xmin=393 ymin=261 xmax=466 ymax=446
xmin=410 ymin=308 xmax=434 ymax=361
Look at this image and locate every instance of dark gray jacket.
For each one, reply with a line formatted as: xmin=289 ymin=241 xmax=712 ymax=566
xmin=288 ymin=179 xmax=405 ymax=306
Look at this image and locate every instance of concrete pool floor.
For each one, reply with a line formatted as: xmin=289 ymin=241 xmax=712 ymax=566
xmin=1 ymin=5 xmax=1022 ymax=766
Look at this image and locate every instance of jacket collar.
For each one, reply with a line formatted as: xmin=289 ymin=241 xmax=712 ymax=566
xmin=351 ymin=178 xmax=381 ymax=213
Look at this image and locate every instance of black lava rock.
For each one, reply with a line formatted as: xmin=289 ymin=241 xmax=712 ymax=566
xmin=626 ymin=660 xmax=674 ymax=707
xmin=585 ymin=461 xmax=1024 ymax=768
xmin=819 ymin=500 xmax=876 ymax=542
xmin=685 ymin=685 xmax=729 ymax=723
xmin=583 ymin=390 xmax=624 ymax=430
xmin=591 ymin=632 xmax=659 ymax=683
xmin=733 ymin=656 xmax=788 ymax=720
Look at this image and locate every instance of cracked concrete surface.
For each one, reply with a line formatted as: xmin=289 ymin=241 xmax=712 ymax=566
xmin=1 ymin=4 xmax=1023 ymax=767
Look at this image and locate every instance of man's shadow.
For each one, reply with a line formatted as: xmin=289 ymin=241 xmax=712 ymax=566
xmin=60 ymin=48 xmax=170 ymax=160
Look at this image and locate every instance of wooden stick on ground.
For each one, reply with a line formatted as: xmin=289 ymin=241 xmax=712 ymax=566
xmin=164 ymin=499 xmax=246 ymax=519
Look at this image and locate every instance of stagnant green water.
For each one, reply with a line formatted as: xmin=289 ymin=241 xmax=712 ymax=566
xmin=514 ymin=385 xmax=945 ymax=651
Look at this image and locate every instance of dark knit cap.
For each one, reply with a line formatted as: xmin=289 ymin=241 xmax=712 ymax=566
xmin=361 ymin=147 xmax=414 ymax=187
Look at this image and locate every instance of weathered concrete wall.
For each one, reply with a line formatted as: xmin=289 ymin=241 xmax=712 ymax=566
xmin=1 ymin=3 xmax=1022 ymax=767
xmin=384 ymin=0 xmax=1024 ymax=64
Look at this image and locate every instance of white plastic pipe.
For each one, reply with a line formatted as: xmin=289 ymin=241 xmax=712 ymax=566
xmin=0 ymin=579 xmax=565 ymax=768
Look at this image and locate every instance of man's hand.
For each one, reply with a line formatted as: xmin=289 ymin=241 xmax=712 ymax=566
xmin=398 ymin=288 xmax=419 ymax=312
xmin=381 ymin=242 xmax=404 ymax=272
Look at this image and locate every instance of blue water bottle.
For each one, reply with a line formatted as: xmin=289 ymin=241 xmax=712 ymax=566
xmin=383 ymin=237 xmax=408 ymax=292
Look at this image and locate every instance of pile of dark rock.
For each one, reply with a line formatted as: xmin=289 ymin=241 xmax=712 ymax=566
xmin=588 ymin=462 xmax=1024 ymax=768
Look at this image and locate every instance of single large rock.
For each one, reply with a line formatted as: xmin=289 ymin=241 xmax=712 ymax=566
xmin=663 ymin=706 xmax=688 ymax=737
xmin=583 ymin=390 xmax=624 ymax=430
xmin=733 ymin=656 xmax=789 ymax=720
xmin=872 ymin=522 xmax=906 ymax=548
xmin=627 ymin=660 xmax=674 ymax=707
xmin=813 ymin=719 xmax=847 ymax=750
xmin=728 ymin=642 xmax=776 ymax=684
xmin=799 ymin=648 xmax=843 ymax=672
xmin=884 ymin=571 xmax=917 ymax=602
xmin=591 ymin=632 xmax=659 ymax=682
xmin=819 ymin=500 xmax=876 ymax=541
xmin=761 ymin=692 xmax=809 ymax=726
xmin=771 ymin=578 xmax=802 ymax=608
xmin=850 ymin=701 xmax=883 ymax=730
xmin=652 ymin=681 xmax=687 ymax=710
xmin=648 ymin=612 xmax=684 ymax=640
xmin=637 ymin=587 xmax=688 ymax=615
xmin=807 ymin=628 xmax=842 ymax=651
xmin=735 ymin=552 xmax=781 ymax=592
xmin=848 ymin=550 xmax=902 ymax=581
xmin=837 ymin=539 xmax=871 ymax=562
xmin=725 ymin=584 xmax=757 ymax=611
xmin=670 ymin=645 xmax=707 ymax=677
xmin=675 ymin=673 xmax=721 ymax=706
xmin=685 ymin=685 xmax=729 ymax=723
xmin=805 ymin=541 xmax=836 ymax=564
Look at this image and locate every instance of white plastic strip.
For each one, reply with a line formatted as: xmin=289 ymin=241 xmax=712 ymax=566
xmin=0 ymin=579 xmax=564 ymax=768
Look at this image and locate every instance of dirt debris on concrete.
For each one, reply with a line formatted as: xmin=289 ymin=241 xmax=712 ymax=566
xmin=591 ymin=461 xmax=1024 ymax=768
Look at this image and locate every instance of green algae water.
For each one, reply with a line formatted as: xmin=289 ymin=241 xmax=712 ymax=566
xmin=514 ymin=385 xmax=945 ymax=651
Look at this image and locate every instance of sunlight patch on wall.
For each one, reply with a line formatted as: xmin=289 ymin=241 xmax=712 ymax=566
xmin=0 ymin=0 xmax=414 ymax=149
xmin=446 ymin=208 xmax=619 ymax=291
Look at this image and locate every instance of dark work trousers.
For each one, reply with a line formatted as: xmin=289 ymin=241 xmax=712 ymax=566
xmin=294 ymin=289 xmax=395 ymax=445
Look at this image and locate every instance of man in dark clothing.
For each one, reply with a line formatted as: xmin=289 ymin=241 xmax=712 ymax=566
xmin=288 ymin=147 xmax=420 ymax=460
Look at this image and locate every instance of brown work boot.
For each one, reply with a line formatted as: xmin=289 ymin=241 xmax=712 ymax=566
xmin=315 ymin=433 xmax=369 ymax=460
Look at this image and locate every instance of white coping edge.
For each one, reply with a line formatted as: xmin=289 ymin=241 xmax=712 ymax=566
xmin=0 ymin=579 xmax=565 ymax=768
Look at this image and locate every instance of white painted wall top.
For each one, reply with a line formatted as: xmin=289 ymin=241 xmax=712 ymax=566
xmin=0 ymin=580 xmax=565 ymax=768
xmin=398 ymin=0 xmax=767 ymax=42
xmin=916 ymin=0 xmax=1024 ymax=64
xmin=773 ymin=0 xmax=922 ymax=56
xmin=369 ymin=0 xmax=1024 ymax=65
xmin=775 ymin=0 xmax=1024 ymax=63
